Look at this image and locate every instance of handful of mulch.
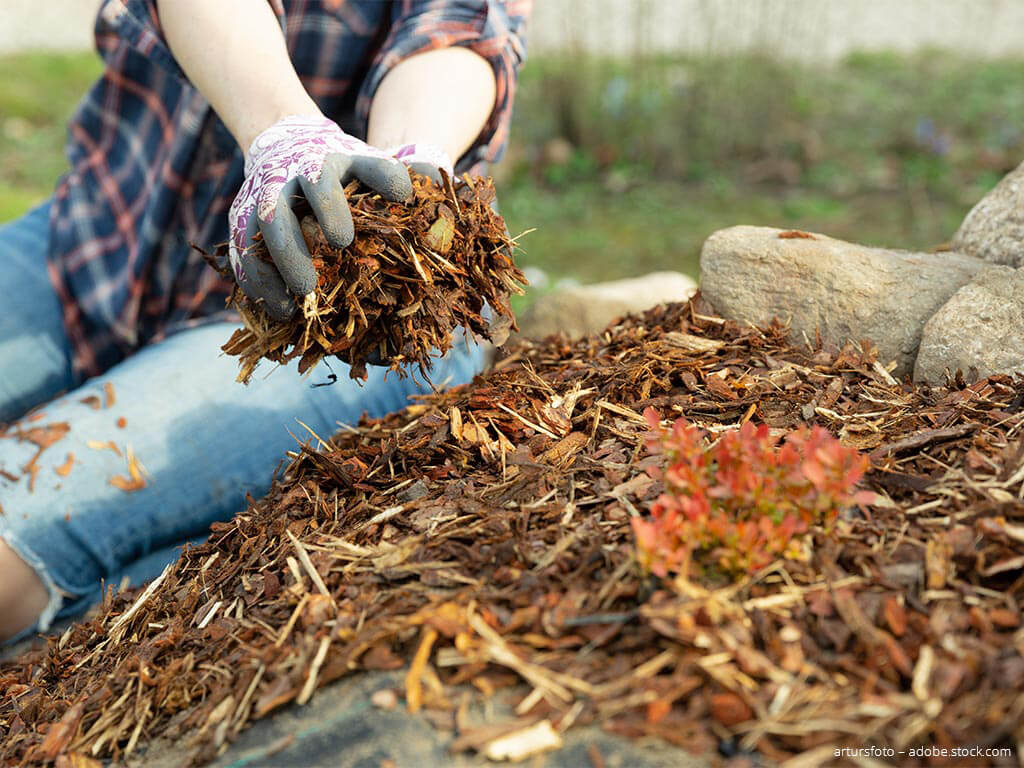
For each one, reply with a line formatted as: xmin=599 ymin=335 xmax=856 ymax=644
xmin=220 ymin=172 xmax=526 ymax=383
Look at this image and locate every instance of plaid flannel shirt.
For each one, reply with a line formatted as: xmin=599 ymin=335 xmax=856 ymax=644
xmin=48 ymin=0 xmax=530 ymax=379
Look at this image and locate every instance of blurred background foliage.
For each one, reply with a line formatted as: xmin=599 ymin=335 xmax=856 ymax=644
xmin=500 ymin=51 xmax=1024 ymax=285
xmin=0 ymin=52 xmax=102 ymax=221
xmin=3 ymin=49 xmax=1024 ymax=287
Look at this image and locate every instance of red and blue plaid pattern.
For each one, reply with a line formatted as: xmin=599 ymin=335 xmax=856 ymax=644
xmin=48 ymin=0 xmax=530 ymax=379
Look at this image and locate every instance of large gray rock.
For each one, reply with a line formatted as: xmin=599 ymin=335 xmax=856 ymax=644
xmin=700 ymin=226 xmax=986 ymax=377
xmin=517 ymin=271 xmax=697 ymax=340
xmin=953 ymin=160 xmax=1024 ymax=267
xmin=914 ymin=265 xmax=1024 ymax=383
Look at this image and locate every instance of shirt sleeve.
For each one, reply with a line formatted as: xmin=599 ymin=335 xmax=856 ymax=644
xmin=356 ymin=0 xmax=532 ymax=172
xmin=93 ymin=0 xmax=184 ymax=78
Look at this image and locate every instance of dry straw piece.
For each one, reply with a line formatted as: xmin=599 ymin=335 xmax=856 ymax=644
xmin=2 ymin=298 xmax=1023 ymax=766
xmin=220 ymin=172 xmax=526 ymax=383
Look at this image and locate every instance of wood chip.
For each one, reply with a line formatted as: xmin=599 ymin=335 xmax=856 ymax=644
xmin=483 ymin=719 xmax=563 ymax=762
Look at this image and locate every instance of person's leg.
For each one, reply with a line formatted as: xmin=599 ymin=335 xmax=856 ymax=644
xmin=0 ymin=200 xmax=77 ymax=423
xmin=0 ymin=540 xmax=49 ymax=639
xmin=0 ymin=199 xmax=77 ymax=641
xmin=0 ymin=320 xmax=485 ymax=642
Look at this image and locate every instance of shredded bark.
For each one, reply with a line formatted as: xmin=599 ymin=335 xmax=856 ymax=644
xmin=219 ymin=172 xmax=526 ymax=383
xmin=2 ymin=297 xmax=1023 ymax=766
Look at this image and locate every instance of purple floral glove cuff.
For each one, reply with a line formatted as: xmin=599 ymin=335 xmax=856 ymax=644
xmin=386 ymin=143 xmax=454 ymax=178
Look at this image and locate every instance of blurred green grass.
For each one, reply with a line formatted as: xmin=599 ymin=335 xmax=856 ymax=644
xmin=0 ymin=51 xmax=103 ymax=221
xmin=1 ymin=49 xmax=1020 ymax=284
xmin=500 ymin=50 xmax=1021 ymax=281
xmin=502 ymin=179 xmax=974 ymax=284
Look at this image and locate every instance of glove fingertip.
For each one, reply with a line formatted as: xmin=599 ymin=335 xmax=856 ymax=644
xmin=234 ymin=252 xmax=298 ymax=321
xmin=352 ymin=156 xmax=414 ymax=203
xmin=407 ymin=161 xmax=443 ymax=185
xmin=263 ymin=295 xmax=298 ymax=322
xmin=373 ymin=166 xmax=414 ymax=203
xmin=315 ymin=209 xmax=355 ymax=251
xmin=279 ymin=259 xmax=318 ymax=298
xmin=325 ymin=227 xmax=354 ymax=251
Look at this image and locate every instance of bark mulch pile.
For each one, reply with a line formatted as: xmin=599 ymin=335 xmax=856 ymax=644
xmin=220 ymin=172 xmax=525 ymax=383
xmin=3 ymin=298 xmax=1024 ymax=766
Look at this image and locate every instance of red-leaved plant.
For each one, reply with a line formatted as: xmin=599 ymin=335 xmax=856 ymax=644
xmin=632 ymin=409 xmax=873 ymax=577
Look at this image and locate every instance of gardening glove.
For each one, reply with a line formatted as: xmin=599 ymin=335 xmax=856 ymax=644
xmin=229 ymin=114 xmax=413 ymax=321
xmin=386 ymin=142 xmax=454 ymax=185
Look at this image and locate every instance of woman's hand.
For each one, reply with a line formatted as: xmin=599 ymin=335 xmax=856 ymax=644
xmin=228 ymin=115 xmax=413 ymax=320
xmin=386 ymin=142 xmax=454 ymax=185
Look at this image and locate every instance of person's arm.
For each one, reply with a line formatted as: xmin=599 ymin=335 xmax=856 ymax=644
xmin=155 ymin=0 xmax=502 ymax=321
xmin=157 ymin=1 xmax=496 ymax=164
xmin=357 ymin=0 xmax=530 ymax=176
xmin=156 ymin=0 xmax=413 ymax=320
xmin=368 ymin=47 xmax=496 ymax=165
xmin=156 ymin=0 xmax=318 ymax=154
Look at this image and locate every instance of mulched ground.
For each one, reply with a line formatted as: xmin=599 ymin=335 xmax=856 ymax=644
xmin=2 ymin=296 xmax=1023 ymax=767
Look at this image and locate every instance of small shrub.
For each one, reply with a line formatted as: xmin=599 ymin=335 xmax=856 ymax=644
xmin=632 ymin=409 xmax=872 ymax=578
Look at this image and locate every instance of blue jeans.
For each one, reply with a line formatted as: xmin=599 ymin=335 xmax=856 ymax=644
xmin=0 ymin=201 xmax=485 ymax=641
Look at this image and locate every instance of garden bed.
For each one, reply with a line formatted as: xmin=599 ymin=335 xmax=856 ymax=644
xmin=2 ymin=297 xmax=1023 ymax=766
